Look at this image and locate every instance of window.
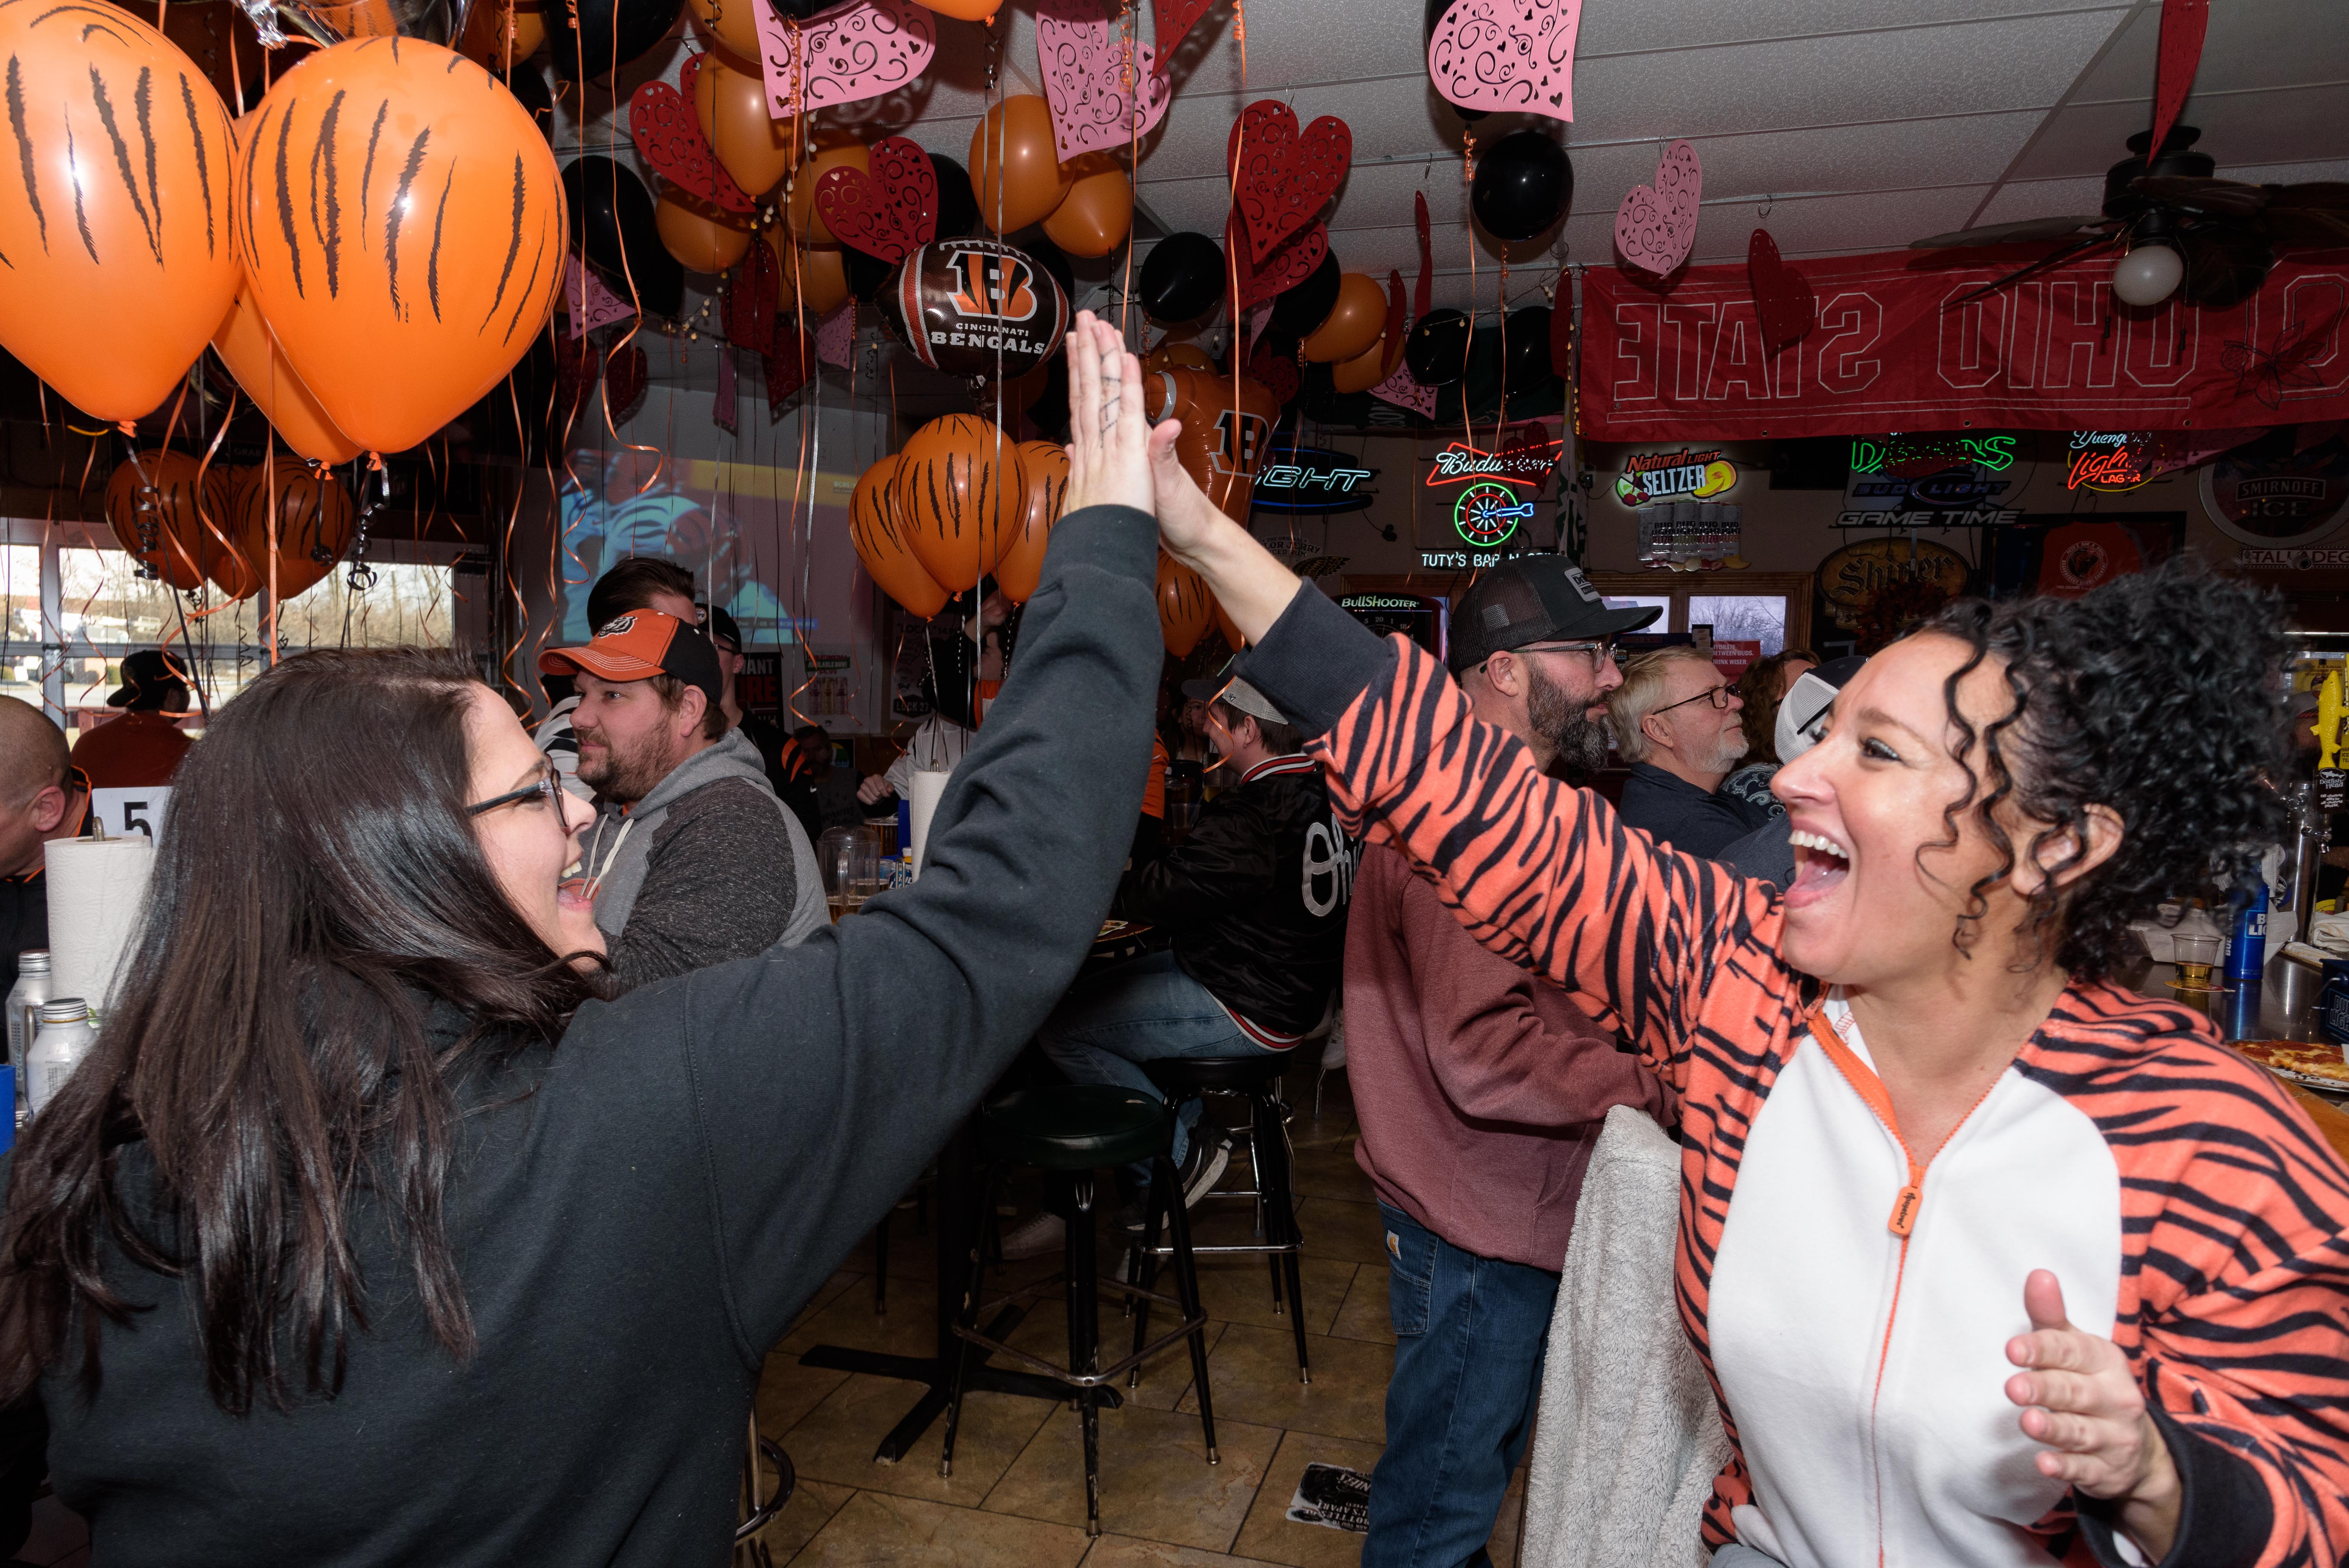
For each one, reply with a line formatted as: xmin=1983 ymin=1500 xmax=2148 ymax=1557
xmin=1687 ymin=595 xmax=1789 ymax=657
xmin=1586 ymin=574 xmax=1814 ymax=656
xmin=1 ymin=545 xmax=37 ymax=710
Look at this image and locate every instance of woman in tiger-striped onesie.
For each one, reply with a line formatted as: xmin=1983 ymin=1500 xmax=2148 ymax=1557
xmin=1126 ymin=424 xmax=2349 ymax=1568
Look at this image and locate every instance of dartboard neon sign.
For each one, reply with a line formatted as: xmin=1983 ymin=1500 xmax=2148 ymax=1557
xmin=1453 ymin=481 xmax=1529 ymax=548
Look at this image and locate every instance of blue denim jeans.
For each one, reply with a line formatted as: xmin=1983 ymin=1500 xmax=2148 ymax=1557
xmin=1363 ymin=1203 xmax=1558 ymax=1568
xmin=1034 ymin=948 xmax=1275 ymax=1180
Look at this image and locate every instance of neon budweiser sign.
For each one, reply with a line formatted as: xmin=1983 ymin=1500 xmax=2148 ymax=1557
xmin=1425 ymin=438 xmax=1564 ymax=488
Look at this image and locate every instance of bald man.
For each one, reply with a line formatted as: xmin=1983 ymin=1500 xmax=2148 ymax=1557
xmin=0 ymin=697 xmax=91 ymax=996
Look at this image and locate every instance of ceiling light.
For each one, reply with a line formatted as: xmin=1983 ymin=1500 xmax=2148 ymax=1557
xmin=2112 ymin=241 xmax=2184 ymax=307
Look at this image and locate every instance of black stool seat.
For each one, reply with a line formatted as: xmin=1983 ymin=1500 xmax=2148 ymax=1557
xmin=980 ymin=1086 xmax=1171 ymax=1172
xmin=1144 ymin=1054 xmax=1292 ymax=1092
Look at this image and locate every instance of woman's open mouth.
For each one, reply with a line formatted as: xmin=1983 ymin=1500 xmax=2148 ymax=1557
xmin=1784 ymin=828 xmax=1850 ymax=908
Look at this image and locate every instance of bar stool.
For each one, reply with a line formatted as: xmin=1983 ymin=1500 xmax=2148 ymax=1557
xmin=941 ymin=1084 xmax=1219 ymax=1537
xmin=1136 ymin=1055 xmax=1311 ymax=1383
xmin=733 ymin=1418 xmax=794 ymax=1567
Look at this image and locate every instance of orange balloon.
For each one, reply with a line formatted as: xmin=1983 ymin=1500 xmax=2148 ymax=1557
xmin=1331 ymin=331 xmax=1389 ymax=393
xmin=105 ymin=452 xmax=231 ymax=592
xmin=1041 ymin=155 xmax=1132 ymax=258
xmin=995 ymin=440 xmax=1067 ymax=603
xmin=893 ymin=415 xmax=1025 ymax=593
xmin=682 ymin=0 xmax=765 ymax=78
xmin=111 ymin=1 xmax=267 ymax=111
xmin=695 ymin=50 xmax=798 ymax=200
xmin=770 ymin=227 xmax=848 ymax=318
xmin=458 ymin=0 xmax=548 ymax=68
xmin=1301 ymin=273 xmax=1387 ymax=363
xmin=211 ymin=287 xmax=365 ymax=465
xmin=786 ymin=143 xmax=869 ymax=248
xmin=969 ymin=98 xmax=1071 ymax=235
xmin=1146 ymin=367 xmax=1284 ymax=522
xmin=313 ymin=0 xmax=397 ymax=36
xmin=1157 ymin=553 xmax=1214 ymax=657
xmin=1213 ymin=597 xmax=1247 ymax=652
xmin=237 ymin=40 xmax=567 ymax=455
xmin=849 ymin=456 xmax=951 ymax=618
xmin=0 ymin=3 xmax=240 ymax=424
xmin=1142 ymin=342 xmax=1215 ymax=376
xmin=232 ymin=463 xmax=356 ymax=600
xmin=655 ymin=189 xmax=754 ymax=273
xmin=910 ymin=0 xmax=1000 ymax=18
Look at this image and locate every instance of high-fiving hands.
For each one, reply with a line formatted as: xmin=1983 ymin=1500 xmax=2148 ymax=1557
xmin=1062 ymin=312 xmax=1176 ymax=519
xmin=2005 ymin=1269 xmax=2180 ymax=1559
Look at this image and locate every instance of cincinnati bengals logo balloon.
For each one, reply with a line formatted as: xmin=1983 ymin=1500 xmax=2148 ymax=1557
xmin=231 ymin=463 xmax=355 ymax=600
xmin=893 ymin=238 xmax=1068 ymax=382
xmin=993 ymin=440 xmax=1067 ymax=605
xmin=104 ymin=451 xmax=232 ymax=593
xmin=848 ymin=454 xmax=950 ymax=618
xmin=235 ymin=38 xmax=567 ymax=455
xmin=0 ymin=0 xmax=241 ymax=422
xmin=1146 ymin=366 xmax=1283 ymax=523
xmin=892 ymin=414 xmax=1027 ymax=594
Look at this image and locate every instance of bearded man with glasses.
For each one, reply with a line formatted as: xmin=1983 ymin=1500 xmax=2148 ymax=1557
xmin=1609 ymin=645 xmax=1776 ymax=858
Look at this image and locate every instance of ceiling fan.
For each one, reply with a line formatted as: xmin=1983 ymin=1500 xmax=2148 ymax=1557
xmin=1909 ymin=125 xmax=2349 ymax=310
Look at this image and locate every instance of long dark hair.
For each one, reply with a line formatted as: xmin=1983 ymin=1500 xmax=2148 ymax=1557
xmin=0 ymin=649 xmax=607 ymax=1415
xmin=1916 ymin=561 xmax=2290 ymax=978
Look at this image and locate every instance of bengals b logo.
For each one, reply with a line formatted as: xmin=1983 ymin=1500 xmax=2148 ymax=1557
xmin=1212 ymin=410 xmax=1272 ymax=478
xmin=947 ymin=248 xmax=1040 ymax=324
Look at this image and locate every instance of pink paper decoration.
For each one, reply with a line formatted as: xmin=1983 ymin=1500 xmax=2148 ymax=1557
xmin=565 ymin=257 xmax=636 ymax=340
xmin=715 ymin=346 xmax=738 ymax=431
xmin=1426 ymin=0 xmax=1581 ymax=121
xmin=1746 ymin=229 xmax=1815 ymax=353
xmin=754 ymin=0 xmax=936 ymax=120
xmin=1244 ymin=301 xmax=1272 ymax=358
xmin=817 ymin=304 xmax=856 ymax=369
xmin=1227 ymin=101 xmax=1351 ymax=267
xmin=1370 ymin=354 xmax=1436 ymax=418
xmin=1613 ymin=139 xmax=1701 ymax=277
xmin=1035 ymin=0 xmax=1172 ymax=164
xmin=2148 ymin=0 xmax=2209 ymax=160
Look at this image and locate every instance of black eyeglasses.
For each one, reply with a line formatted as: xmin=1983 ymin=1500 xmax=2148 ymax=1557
xmin=1652 ymin=682 xmax=1737 ymax=717
xmin=467 ymin=767 xmax=567 ymax=817
xmin=1488 ymin=639 xmax=1618 ymax=674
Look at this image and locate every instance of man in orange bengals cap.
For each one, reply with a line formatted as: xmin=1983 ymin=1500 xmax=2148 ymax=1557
xmin=540 ymin=609 xmax=822 ymax=992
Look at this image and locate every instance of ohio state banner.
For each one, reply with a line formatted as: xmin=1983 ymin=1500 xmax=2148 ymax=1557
xmin=1578 ymin=249 xmax=2349 ymax=440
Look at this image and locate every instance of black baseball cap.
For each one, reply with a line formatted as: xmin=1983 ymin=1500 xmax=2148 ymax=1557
xmin=107 ymin=649 xmax=190 ymax=708
xmin=538 ymin=610 xmax=724 ymax=710
xmin=1447 ymin=557 xmax=1661 ymax=673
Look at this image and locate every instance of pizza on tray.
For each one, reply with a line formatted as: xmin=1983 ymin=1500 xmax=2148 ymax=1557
xmin=2232 ymin=1038 xmax=2349 ymax=1087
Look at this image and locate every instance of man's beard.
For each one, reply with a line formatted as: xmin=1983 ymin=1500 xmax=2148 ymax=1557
xmin=1524 ymin=658 xmax=1613 ymax=777
xmin=576 ymin=723 xmax=674 ymax=804
xmin=1696 ymin=728 xmax=1750 ymax=777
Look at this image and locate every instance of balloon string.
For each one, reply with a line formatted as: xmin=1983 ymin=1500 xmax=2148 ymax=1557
xmin=1494 ymin=257 xmax=1507 ymax=451
xmin=190 ymin=389 xmax=254 ymax=622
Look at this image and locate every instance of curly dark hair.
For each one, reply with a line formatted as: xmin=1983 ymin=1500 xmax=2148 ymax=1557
xmin=1914 ymin=559 xmax=2290 ymax=980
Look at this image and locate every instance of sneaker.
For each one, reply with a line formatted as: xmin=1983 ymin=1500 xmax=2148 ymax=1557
xmin=1177 ymin=1127 xmax=1232 ymax=1210
xmin=998 ymin=1211 xmax=1065 ymax=1260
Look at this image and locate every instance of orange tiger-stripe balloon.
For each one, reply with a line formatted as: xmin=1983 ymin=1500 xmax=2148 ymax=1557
xmin=236 ymin=37 xmax=566 ymax=455
xmin=104 ymin=450 xmax=232 ymax=592
xmin=232 ymin=462 xmax=355 ymax=600
xmin=1157 ymin=552 xmax=1215 ymax=657
xmin=893 ymin=415 xmax=1025 ymax=595
xmin=212 ymin=284 xmax=365 ymax=465
xmin=0 ymin=0 xmax=241 ymax=422
xmin=994 ymin=440 xmax=1066 ymax=605
xmin=848 ymin=455 xmax=951 ymax=618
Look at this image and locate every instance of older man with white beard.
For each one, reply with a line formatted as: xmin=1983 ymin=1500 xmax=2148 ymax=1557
xmin=1608 ymin=644 xmax=1775 ymax=858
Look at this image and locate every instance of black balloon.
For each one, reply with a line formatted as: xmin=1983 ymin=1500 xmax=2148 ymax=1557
xmin=547 ymin=0 xmax=683 ymax=82
xmin=1269 ymin=253 xmax=1341 ymax=338
xmin=841 ymin=246 xmax=893 ymax=303
xmin=1139 ymin=231 xmax=1226 ymax=323
xmin=766 ymin=0 xmax=832 ymax=16
xmin=504 ymin=61 xmax=555 ymax=143
xmin=1424 ymin=0 xmax=1485 ymax=123
xmin=1472 ymin=132 xmax=1572 ymax=242
xmin=562 ymin=156 xmax=684 ymax=319
xmin=929 ymin=155 xmax=980 ymax=240
xmin=1502 ymin=306 xmax=1553 ymax=390
xmin=1404 ymin=308 xmax=1471 ymax=387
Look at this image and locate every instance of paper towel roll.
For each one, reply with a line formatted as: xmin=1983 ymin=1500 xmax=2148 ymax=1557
xmin=907 ymin=768 xmax=952 ymax=880
xmin=45 ymin=836 xmax=155 ymax=1012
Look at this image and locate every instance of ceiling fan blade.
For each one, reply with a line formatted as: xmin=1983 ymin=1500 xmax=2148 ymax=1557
xmin=2178 ymin=225 xmax=2275 ymax=309
xmin=2261 ymin=206 xmax=2349 ymax=248
xmin=1942 ymin=232 xmax=2122 ymax=308
xmin=1909 ymin=215 xmax=2106 ymax=249
xmin=2128 ymin=175 xmax=2272 ymax=216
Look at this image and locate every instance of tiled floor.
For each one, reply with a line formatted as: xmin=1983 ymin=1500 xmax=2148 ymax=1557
xmin=750 ymin=1071 xmax=1527 ymax=1568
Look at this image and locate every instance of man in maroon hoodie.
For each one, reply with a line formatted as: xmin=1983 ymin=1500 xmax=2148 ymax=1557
xmin=1347 ymin=558 xmax=1672 ymax=1568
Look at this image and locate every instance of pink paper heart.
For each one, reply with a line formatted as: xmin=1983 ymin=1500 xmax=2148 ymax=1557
xmin=1427 ymin=0 xmax=1581 ymax=121
xmin=813 ymin=136 xmax=938 ymax=263
xmin=817 ymin=304 xmax=855 ymax=369
xmin=754 ymin=0 xmax=936 ymax=119
xmin=1746 ymin=228 xmax=1816 ymax=353
xmin=565 ymin=255 xmax=636 ymax=339
xmin=1036 ymin=0 xmax=1173 ymax=164
xmin=1227 ymin=101 xmax=1351 ymax=267
xmin=630 ymin=68 xmax=754 ymax=214
xmin=1613 ymin=138 xmax=1701 ymax=277
xmin=1370 ymin=349 xmax=1436 ymax=418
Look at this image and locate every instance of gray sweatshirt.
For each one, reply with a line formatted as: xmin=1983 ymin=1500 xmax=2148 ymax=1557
xmin=579 ymin=727 xmax=824 ymax=991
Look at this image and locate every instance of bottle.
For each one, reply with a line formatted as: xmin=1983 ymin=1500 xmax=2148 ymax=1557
xmin=5 ymin=951 xmax=48 ymax=1128
xmin=2318 ymin=960 xmax=2349 ymax=1049
xmin=2224 ymin=875 xmax=2270 ymax=986
xmin=27 ymin=998 xmax=97 ymax=1117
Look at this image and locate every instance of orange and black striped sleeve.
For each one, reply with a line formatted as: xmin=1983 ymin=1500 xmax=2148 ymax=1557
xmin=1233 ymin=583 xmax=1779 ymax=1084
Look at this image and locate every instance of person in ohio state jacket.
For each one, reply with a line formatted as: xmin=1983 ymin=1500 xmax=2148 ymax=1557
xmin=1032 ymin=663 xmax=1355 ymax=1223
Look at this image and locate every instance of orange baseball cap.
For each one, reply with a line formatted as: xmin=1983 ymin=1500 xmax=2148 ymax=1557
xmin=538 ymin=610 xmax=723 ymax=707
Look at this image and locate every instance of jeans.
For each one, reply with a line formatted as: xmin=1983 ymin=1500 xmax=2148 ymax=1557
xmin=1364 ymin=1203 xmax=1558 ymax=1568
xmin=1034 ymin=948 xmax=1275 ymax=1180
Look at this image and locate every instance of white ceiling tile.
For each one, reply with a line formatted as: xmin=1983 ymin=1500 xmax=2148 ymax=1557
xmin=1576 ymin=0 xmax=2125 ymax=58
xmin=2009 ymin=85 xmax=2349 ymax=181
xmin=1970 ymin=175 xmax=2110 ymax=226
xmin=1670 ymin=112 xmax=2046 ymax=201
xmin=1689 ymin=185 xmax=1994 ymax=260
xmin=2069 ymin=0 xmax=2349 ymax=104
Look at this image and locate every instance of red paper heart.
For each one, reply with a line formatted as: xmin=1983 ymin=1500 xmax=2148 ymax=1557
xmin=1413 ymin=191 xmax=1433 ymax=319
xmin=812 ymin=135 xmax=938 ymax=264
xmin=1246 ymin=343 xmax=1299 ymax=406
xmin=725 ymin=238 xmax=778 ymax=353
xmin=766 ymin=324 xmax=814 ymax=409
xmin=1153 ymin=0 xmax=1214 ymax=70
xmin=553 ymin=331 xmax=600 ymax=422
xmin=1226 ymin=100 xmax=1350 ymax=267
xmin=631 ymin=64 xmax=754 ymax=215
xmin=603 ymin=344 xmax=648 ymax=423
xmin=1747 ymin=228 xmax=1816 ymax=354
xmin=2149 ymin=0 xmax=2209 ymax=163
xmin=1228 ymin=217 xmax=1327 ymax=313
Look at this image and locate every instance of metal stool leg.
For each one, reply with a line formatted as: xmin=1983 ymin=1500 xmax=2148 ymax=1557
xmin=1066 ymin=1170 xmax=1104 ymax=1537
xmin=873 ymin=1206 xmax=890 ymax=1316
xmin=1158 ymin=1152 xmax=1220 ymax=1465
xmin=1254 ymin=1096 xmax=1285 ymax=1315
xmin=1256 ymin=1089 xmax=1312 ymax=1384
xmin=937 ymin=1165 xmax=997 ymax=1477
xmin=1128 ymin=1158 xmax=1170 ymax=1388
